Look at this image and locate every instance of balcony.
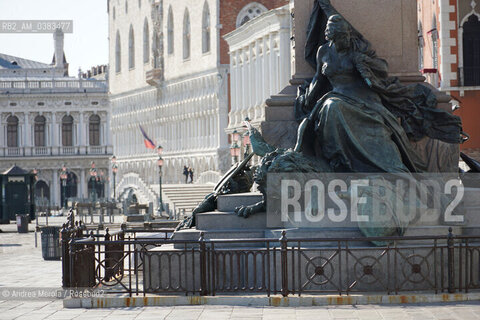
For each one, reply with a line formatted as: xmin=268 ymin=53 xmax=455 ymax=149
xmin=87 ymin=146 xmax=108 ymax=154
xmin=6 ymin=147 xmax=22 ymax=156
xmin=33 ymin=147 xmax=49 ymax=156
xmin=0 ymin=78 xmax=107 ymax=94
xmin=61 ymin=146 xmax=76 ymax=155
xmin=146 ymin=68 xmax=163 ymax=86
xmin=0 ymin=146 xmax=112 ymax=157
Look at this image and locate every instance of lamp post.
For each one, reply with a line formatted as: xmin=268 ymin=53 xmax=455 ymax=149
xmin=32 ymin=168 xmax=38 ymax=202
xmin=60 ymin=165 xmax=68 ymax=208
xmin=243 ymin=132 xmax=251 ymax=159
xmin=230 ymin=141 xmax=241 ymax=164
xmin=230 ymin=129 xmax=241 ymax=164
xmin=157 ymin=146 xmax=164 ymax=216
xmin=112 ymin=156 xmax=118 ymax=201
xmin=89 ymin=161 xmax=97 ymax=202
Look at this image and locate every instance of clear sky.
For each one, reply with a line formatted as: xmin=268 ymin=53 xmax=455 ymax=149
xmin=0 ymin=0 xmax=108 ymax=76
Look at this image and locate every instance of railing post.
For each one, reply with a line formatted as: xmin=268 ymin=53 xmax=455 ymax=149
xmin=69 ymin=239 xmax=76 ymax=289
xmin=199 ymin=232 xmax=208 ymax=296
xmin=447 ymin=227 xmax=455 ymax=293
xmin=61 ymin=223 xmax=70 ymax=288
xmin=280 ymin=230 xmax=289 ymax=297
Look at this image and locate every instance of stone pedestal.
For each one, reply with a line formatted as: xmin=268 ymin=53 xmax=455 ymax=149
xmin=143 ymin=1 xmax=469 ymax=294
xmin=261 ymin=0 xmax=454 ymax=151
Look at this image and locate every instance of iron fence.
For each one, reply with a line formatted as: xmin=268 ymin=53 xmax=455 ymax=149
xmin=62 ymin=221 xmax=480 ymax=297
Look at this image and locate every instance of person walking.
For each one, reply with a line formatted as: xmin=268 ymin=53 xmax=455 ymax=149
xmin=183 ymin=165 xmax=189 ymax=184
xmin=188 ymin=167 xmax=194 ymax=184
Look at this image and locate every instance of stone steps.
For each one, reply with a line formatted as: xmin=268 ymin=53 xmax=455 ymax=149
xmin=156 ymin=184 xmax=214 ymax=214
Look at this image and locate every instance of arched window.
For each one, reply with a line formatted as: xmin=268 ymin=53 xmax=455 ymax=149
xmin=202 ymin=2 xmax=211 ymax=54
xmin=143 ymin=19 xmax=150 ymax=63
xmin=125 ymin=0 xmax=128 ymax=14
xmin=183 ymin=9 xmax=191 ymax=60
xmin=35 ymin=180 xmax=50 ymax=205
xmin=463 ymin=14 xmax=480 ymax=86
xmin=62 ymin=115 xmax=73 ymax=147
xmin=61 ymin=171 xmax=78 ymax=205
xmin=129 ymin=25 xmax=135 ymax=69
xmin=89 ymin=114 xmax=101 ymax=146
xmin=115 ymin=31 xmax=121 ymax=72
xmin=7 ymin=115 xmax=18 ymax=147
xmin=236 ymin=2 xmax=267 ymax=28
xmin=34 ymin=115 xmax=46 ymax=147
xmin=167 ymin=6 xmax=174 ymax=54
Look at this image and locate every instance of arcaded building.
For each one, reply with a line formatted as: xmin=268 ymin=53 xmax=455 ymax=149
xmin=0 ymin=30 xmax=111 ymax=208
xmin=109 ymin=0 xmax=287 ymax=207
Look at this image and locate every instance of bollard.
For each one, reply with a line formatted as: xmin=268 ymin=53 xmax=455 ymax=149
xmin=280 ymin=230 xmax=289 ymax=297
xmin=199 ymin=232 xmax=208 ymax=295
xmin=61 ymin=224 xmax=70 ymax=288
xmin=447 ymin=227 xmax=455 ymax=293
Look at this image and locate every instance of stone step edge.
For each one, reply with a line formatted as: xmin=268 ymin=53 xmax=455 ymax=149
xmin=64 ymin=291 xmax=480 ymax=309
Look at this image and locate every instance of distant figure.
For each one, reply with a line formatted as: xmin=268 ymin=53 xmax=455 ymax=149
xmin=188 ymin=167 xmax=194 ymax=184
xmin=183 ymin=165 xmax=188 ymax=184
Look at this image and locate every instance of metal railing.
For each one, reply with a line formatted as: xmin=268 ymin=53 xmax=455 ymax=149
xmin=62 ymin=217 xmax=480 ymax=297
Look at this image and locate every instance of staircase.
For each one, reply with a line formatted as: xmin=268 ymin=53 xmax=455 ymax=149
xmin=152 ymin=184 xmax=214 ymax=214
xmin=117 ymin=173 xmax=158 ymax=206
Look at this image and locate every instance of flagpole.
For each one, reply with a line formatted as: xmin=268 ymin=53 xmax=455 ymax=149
xmin=157 ymin=145 xmax=164 ymax=217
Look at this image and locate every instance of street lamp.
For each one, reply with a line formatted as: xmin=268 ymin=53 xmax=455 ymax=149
xmin=230 ymin=129 xmax=241 ymax=164
xmin=89 ymin=161 xmax=97 ymax=202
xmin=157 ymin=145 xmax=164 ymax=216
xmin=243 ymin=132 xmax=251 ymax=159
xmin=242 ymin=117 xmax=252 ymax=160
xmin=230 ymin=141 xmax=241 ymax=164
xmin=232 ymin=129 xmax=240 ymax=143
xmin=60 ymin=165 xmax=68 ymax=208
xmin=111 ymin=156 xmax=118 ymax=201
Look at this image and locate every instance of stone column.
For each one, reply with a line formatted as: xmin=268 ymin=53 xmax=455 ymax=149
xmin=230 ymin=54 xmax=237 ymax=121
xmin=0 ymin=115 xmax=4 ymax=149
xmin=51 ymin=113 xmax=58 ymax=154
xmin=106 ymin=113 xmax=111 ymax=145
xmin=23 ymin=113 xmax=29 ymax=146
xmin=79 ymin=169 xmax=85 ymax=199
xmin=263 ymin=36 xmax=270 ymax=96
xmin=279 ymin=28 xmax=291 ymax=89
xmin=269 ymin=34 xmax=276 ymax=95
xmin=79 ymin=112 xmax=84 ymax=146
xmin=52 ymin=170 xmax=58 ymax=207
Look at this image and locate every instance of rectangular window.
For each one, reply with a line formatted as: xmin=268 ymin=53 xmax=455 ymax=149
xmin=89 ymin=122 xmax=100 ymax=146
xmin=62 ymin=123 xmax=73 ymax=146
xmin=34 ymin=123 xmax=45 ymax=146
xmin=7 ymin=124 xmax=18 ymax=147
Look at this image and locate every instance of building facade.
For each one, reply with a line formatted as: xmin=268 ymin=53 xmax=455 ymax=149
xmin=418 ymin=0 xmax=480 ymax=154
xmin=109 ymin=0 xmax=287 ymax=207
xmin=0 ymin=30 xmax=111 ymax=208
xmin=224 ymin=4 xmax=291 ymax=162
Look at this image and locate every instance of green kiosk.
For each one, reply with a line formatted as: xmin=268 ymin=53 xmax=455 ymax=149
xmin=0 ymin=165 xmax=36 ymax=224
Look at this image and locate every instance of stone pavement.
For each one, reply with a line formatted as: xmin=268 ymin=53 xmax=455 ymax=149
xmin=1 ymin=220 xmax=480 ymax=319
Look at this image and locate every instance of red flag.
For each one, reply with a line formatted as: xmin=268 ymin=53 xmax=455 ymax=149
xmin=139 ymin=125 xmax=156 ymax=149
